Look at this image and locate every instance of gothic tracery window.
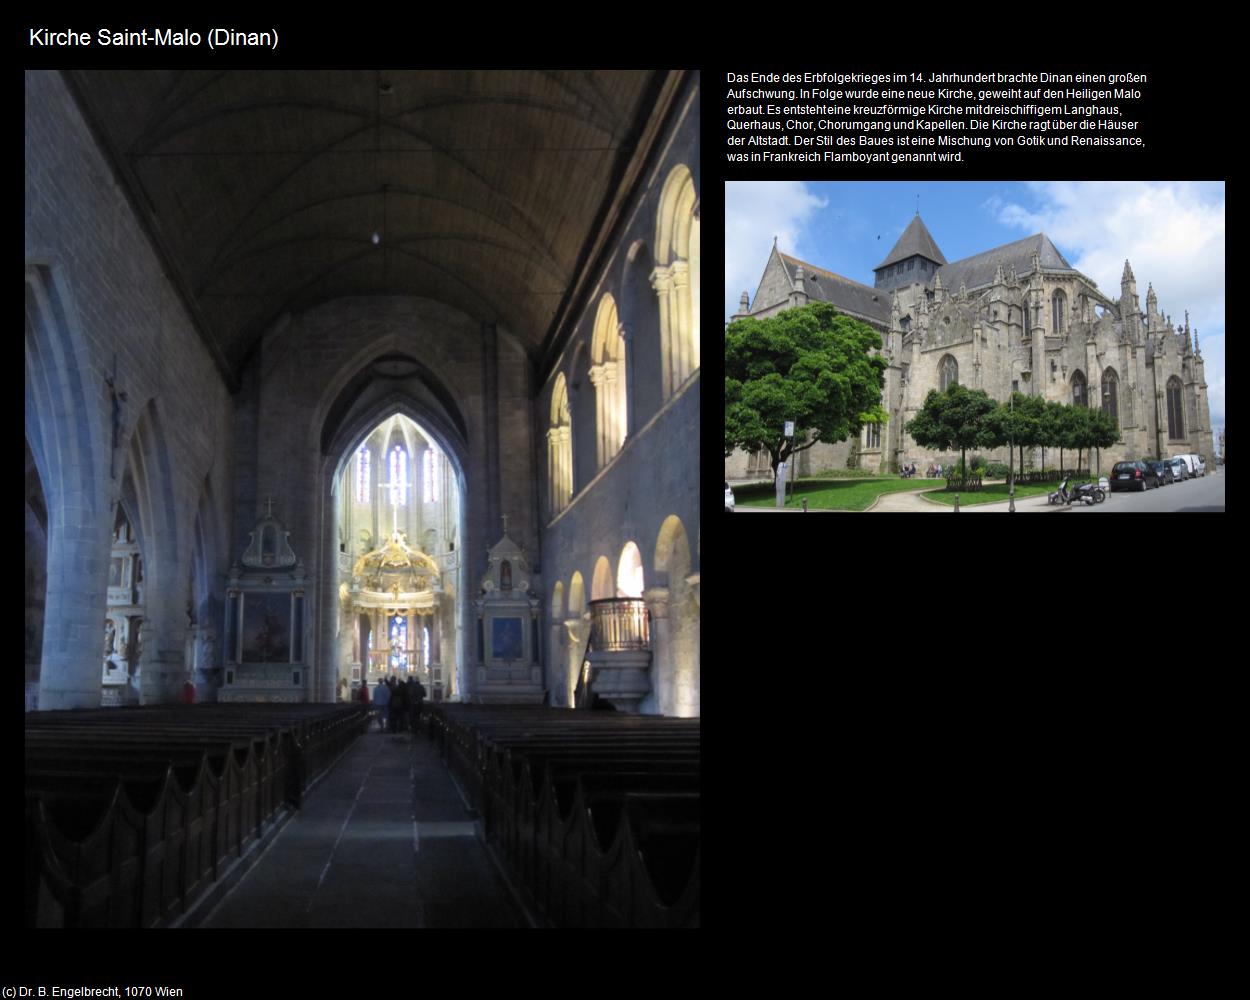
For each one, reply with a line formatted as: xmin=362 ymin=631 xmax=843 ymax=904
xmin=356 ymin=445 xmax=370 ymax=503
xmin=1102 ymin=368 xmax=1120 ymax=428
xmin=389 ymin=445 xmax=408 ymax=506
xmin=388 ymin=614 xmax=408 ymax=672
xmin=422 ymin=448 xmax=439 ymax=503
xmin=939 ymin=354 xmax=959 ymax=392
xmin=1071 ymin=370 xmax=1087 ymax=407
xmin=1167 ymin=376 xmax=1185 ymax=439
xmin=1052 ymin=290 xmax=1067 ymax=333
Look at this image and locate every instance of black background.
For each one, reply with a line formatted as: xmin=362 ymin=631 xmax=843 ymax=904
xmin=21 ymin=14 xmax=1232 ymax=983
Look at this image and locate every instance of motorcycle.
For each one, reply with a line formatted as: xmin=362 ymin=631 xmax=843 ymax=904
xmin=1049 ymin=477 xmax=1098 ymax=506
xmin=1073 ymin=481 xmax=1106 ymax=504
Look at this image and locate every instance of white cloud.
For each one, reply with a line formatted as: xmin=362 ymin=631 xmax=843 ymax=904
xmin=724 ymin=182 xmax=827 ymax=321
xmin=992 ymin=181 xmax=1225 ymax=443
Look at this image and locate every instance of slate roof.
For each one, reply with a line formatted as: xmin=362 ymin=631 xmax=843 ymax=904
xmin=778 ymin=253 xmax=891 ymax=326
xmin=936 ymin=233 xmax=1077 ymax=292
xmin=874 ymin=214 xmax=947 ymax=270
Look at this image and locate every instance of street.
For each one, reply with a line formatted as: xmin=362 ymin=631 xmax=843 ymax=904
xmin=1079 ymin=468 xmax=1225 ymax=512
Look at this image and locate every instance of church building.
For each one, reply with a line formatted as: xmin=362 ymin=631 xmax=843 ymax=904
xmin=728 ymin=213 xmax=1215 ymax=477
xmin=25 ymin=69 xmax=700 ymax=716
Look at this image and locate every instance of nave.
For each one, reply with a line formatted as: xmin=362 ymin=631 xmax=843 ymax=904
xmin=198 ymin=725 xmax=526 ymax=928
xmin=26 ymin=702 xmax=699 ymax=928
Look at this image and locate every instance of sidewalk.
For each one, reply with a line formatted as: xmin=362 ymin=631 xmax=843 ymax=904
xmin=868 ymin=485 xmax=1071 ymax=512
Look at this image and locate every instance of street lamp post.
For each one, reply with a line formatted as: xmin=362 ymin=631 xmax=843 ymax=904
xmin=1009 ymin=380 xmax=1017 ymax=513
xmin=1103 ymin=388 xmax=1113 ymax=476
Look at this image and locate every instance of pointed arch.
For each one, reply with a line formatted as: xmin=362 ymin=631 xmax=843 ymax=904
xmin=591 ymin=293 xmax=627 ymax=468
xmin=547 ymin=373 xmax=572 ymax=518
xmin=591 ymin=556 xmax=614 ymax=601
xmin=652 ymin=164 xmax=699 ymax=399
xmin=1071 ymin=369 xmax=1088 ymax=408
xmin=1051 ymin=289 xmax=1067 ymax=333
xmin=1166 ymin=375 xmax=1185 ymax=439
xmin=568 ymin=571 xmax=586 ymax=617
xmin=653 ymin=515 xmax=697 ymax=718
xmin=1101 ymin=367 xmax=1120 ymax=428
xmin=616 ymin=541 xmax=645 ymax=598
xmin=122 ymin=398 xmax=179 ymax=607
xmin=939 ymin=354 xmax=959 ymax=392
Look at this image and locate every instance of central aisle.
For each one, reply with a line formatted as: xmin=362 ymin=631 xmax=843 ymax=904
xmin=199 ymin=725 xmax=529 ymax=928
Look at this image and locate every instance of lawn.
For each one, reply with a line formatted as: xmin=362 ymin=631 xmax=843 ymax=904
xmin=739 ymin=477 xmax=948 ymax=512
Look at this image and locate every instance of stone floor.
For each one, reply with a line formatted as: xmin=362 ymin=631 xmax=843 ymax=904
xmin=197 ymin=725 xmax=529 ymax=928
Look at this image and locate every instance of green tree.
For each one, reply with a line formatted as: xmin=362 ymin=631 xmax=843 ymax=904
xmin=985 ymin=391 xmax=1033 ymax=481
xmin=725 ymin=302 xmax=887 ymax=478
xmin=1064 ymin=404 xmax=1100 ymax=473
xmin=1088 ymin=408 xmax=1120 ymax=475
xmin=1044 ymin=400 xmax=1070 ymax=474
xmin=905 ymin=384 xmax=998 ymax=485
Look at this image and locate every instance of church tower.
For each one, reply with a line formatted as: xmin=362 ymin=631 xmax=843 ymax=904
xmin=872 ymin=214 xmax=947 ymax=296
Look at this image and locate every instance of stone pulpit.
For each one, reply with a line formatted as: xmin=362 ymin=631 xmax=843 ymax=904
xmin=472 ymin=518 xmax=543 ymax=704
xmin=220 ymin=501 xmax=310 ymax=702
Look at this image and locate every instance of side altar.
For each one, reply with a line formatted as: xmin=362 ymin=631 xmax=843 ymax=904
xmin=472 ymin=518 xmax=542 ymax=704
xmin=219 ymin=501 xmax=310 ymax=703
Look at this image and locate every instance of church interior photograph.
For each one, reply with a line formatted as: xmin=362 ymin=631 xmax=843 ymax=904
xmin=25 ymin=69 xmax=700 ymax=929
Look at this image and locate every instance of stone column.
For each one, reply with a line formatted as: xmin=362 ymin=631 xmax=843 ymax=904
xmin=643 ymin=587 xmax=672 ymax=715
xmin=548 ymin=426 xmax=570 ymax=516
xmin=549 ymin=617 xmax=566 ymax=706
xmin=564 ymin=616 xmax=590 ymax=707
xmin=650 ymin=266 xmax=675 ymax=400
xmin=602 ymin=360 xmax=622 ymax=456
xmin=671 ymin=259 xmax=691 ymax=390
xmin=588 ymin=364 xmax=607 ymax=469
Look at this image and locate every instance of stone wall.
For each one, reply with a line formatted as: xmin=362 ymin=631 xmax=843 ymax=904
xmin=26 ymin=70 xmax=234 ymax=709
xmin=538 ymin=75 xmax=700 ymax=716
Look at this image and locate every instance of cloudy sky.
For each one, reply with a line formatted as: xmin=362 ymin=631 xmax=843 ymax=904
xmin=725 ymin=181 xmax=1226 ymax=446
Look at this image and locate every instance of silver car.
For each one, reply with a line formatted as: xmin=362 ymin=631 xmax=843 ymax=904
xmin=1169 ymin=457 xmax=1189 ymax=482
xmin=725 ymin=481 xmax=735 ymax=512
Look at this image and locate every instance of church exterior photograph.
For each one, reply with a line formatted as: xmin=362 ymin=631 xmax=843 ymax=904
xmin=726 ymin=181 xmax=1223 ymax=480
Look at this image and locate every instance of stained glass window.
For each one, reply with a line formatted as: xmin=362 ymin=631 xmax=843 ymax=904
xmin=356 ymin=446 xmax=370 ymax=503
xmin=389 ymin=615 xmax=408 ymax=672
xmin=390 ymin=446 xmax=408 ymax=506
xmin=423 ymin=449 xmax=439 ymax=503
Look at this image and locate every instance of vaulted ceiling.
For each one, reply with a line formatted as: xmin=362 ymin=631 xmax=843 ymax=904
xmin=65 ymin=70 xmax=671 ymax=386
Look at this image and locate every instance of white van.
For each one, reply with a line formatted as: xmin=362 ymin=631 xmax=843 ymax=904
xmin=1173 ymin=454 xmax=1204 ymax=478
xmin=1190 ymin=454 xmax=1206 ymax=477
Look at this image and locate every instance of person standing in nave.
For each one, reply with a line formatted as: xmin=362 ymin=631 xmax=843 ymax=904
xmin=390 ymin=675 xmax=409 ymax=734
xmin=373 ymin=675 xmax=390 ymax=732
xmin=406 ymin=676 xmax=424 ymax=734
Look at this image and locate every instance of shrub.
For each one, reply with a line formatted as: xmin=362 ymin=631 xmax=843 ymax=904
xmin=986 ymin=462 xmax=1010 ymax=478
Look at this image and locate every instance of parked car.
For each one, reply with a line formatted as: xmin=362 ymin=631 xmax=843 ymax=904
xmin=1110 ymin=460 xmax=1159 ymax=492
xmin=725 ymin=481 xmax=735 ymax=512
xmin=1147 ymin=460 xmax=1175 ymax=485
xmin=1193 ymin=454 xmax=1207 ymax=477
xmin=1172 ymin=454 xmax=1199 ymax=478
xmin=1169 ymin=457 xmax=1190 ymax=482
